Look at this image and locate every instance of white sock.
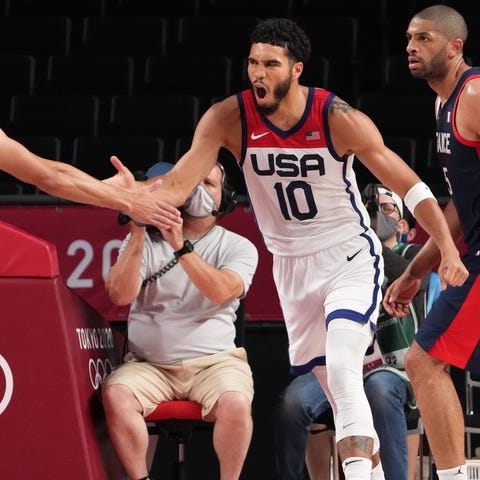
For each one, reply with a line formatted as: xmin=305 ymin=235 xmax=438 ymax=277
xmin=437 ymin=465 xmax=468 ymax=480
xmin=342 ymin=457 xmax=373 ymax=480
xmin=371 ymin=461 xmax=385 ymax=480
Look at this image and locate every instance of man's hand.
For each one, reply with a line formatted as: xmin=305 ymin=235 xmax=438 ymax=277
xmin=382 ymin=274 xmax=421 ymax=317
xmin=127 ymin=181 xmax=182 ymax=229
xmin=383 ymin=250 xmax=468 ymax=317
xmin=103 ymin=156 xmax=136 ymax=189
xmin=108 ymin=155 xmax=182 ymax=229
xmin=160 ymin=219 xmax=184 ymax=251
xmin=436 ymin=250 xmax=468 ymax=289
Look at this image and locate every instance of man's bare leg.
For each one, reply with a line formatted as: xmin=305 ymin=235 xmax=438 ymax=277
xmin=102 ymin=384 xmax=150 ymax=480
xmin=406 ymin=341 xmax=465 ymax=470
xmin=207 ymin=392 xmax=252 ymax=480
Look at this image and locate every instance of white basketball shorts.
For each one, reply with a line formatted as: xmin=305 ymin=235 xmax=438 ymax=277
xmin=273 ymin=231 xmax=384 ymax=375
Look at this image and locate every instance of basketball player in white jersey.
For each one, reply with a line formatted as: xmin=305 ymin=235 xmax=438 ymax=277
xmin=144 ymin=18 xmax=467 ymax=480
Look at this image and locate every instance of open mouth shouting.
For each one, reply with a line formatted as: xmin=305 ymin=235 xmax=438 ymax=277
xmin=253 ymin=82 xmax=267 ymax=101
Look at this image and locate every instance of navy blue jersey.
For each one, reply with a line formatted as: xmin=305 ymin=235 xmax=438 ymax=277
xmin=436 ymin=67 xmax=480 ymax=255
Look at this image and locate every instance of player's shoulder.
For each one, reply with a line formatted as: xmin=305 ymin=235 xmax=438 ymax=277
xmin=460 ymin=75 xmax=480 ymax=100
xmin=327 ymin=94 xmax=376 ymax=145
xmin=203 ymin=94 xmax=240 ymax=125
xmin=210 ymin=94 xmax=240 ymax=112
xmin=327 ymin=95 xmax=363 ymax=124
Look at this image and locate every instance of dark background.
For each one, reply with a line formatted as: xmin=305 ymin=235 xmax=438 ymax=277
xmin=0 ymin=1 xmax=479 ymax=478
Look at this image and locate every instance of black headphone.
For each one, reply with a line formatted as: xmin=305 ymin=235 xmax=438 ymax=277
xmin=214 ymin=162 xmax=237 ymax=216
xmin=361 ymin=183 xmax=379 ymax=216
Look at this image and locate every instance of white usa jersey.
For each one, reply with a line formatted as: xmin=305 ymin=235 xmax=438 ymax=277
xmin=237 ymin=87 xmax=372 ymax=256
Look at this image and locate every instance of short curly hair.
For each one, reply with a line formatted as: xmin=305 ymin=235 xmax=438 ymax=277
xmin=249 ymin=17 xmax=311 ymax=64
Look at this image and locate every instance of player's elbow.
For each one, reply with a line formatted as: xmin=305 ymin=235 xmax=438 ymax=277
xmin=109 ymin=293 xmax=130 ymax=306
xmin=208 ymin=284 xmax=243 ymax=305
xmin=107 ymin=289 xmax=135 ymax=306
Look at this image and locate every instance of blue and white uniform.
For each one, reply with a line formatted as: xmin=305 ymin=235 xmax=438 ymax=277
xmin=237 ymin=87 xmax=384 ymax=375
xmin=416 ymin=67 xmax=480 ymax=374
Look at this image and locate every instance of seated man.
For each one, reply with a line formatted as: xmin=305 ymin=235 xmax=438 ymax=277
xmin=102 ymin=162 xmax=259 ymax=480
xmin=274 ymin=184 xmax=439 ymax=480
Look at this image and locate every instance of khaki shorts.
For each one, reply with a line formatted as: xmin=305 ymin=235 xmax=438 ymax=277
xmin=104 ymin=347 xmax=254 ymax=418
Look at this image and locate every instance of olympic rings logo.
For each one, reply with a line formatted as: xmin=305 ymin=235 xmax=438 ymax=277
xmin=88 ymin=357 xmax=113 ymax=390
xmin=0 ymin=354 xmax=14 ymax=415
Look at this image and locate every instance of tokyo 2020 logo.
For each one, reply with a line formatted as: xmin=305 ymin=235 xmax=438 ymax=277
xmin=88 ymin=357 xmax=113 ymax=390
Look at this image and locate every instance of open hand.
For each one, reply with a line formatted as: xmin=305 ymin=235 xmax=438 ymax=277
xmin=127 ymin=180 xmax=182 ymax=229
xmin=382 ymin=274 xmax=420 ymax=317
xmin=103 ymin=155 xmax=136 ymax=189
xmin=107 ymin=155 xmax=182 ymax=229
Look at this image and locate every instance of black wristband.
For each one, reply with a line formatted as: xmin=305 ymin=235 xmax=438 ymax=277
xmin=174 ymin=239 xmax=194 ymax=259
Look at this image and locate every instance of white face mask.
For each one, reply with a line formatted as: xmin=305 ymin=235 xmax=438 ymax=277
xmin=182 ymin=184 xmax=219 ymax=218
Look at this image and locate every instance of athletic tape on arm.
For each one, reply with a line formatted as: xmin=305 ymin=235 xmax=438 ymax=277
xmin=404 ymin=182 xmax=436 ymax=217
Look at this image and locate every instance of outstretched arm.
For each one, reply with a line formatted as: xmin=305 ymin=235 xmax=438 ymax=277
xmin=0 ymin=130 xmax=181 ymax=228
xmin=329 ymin=97 xmax=468 ymax=292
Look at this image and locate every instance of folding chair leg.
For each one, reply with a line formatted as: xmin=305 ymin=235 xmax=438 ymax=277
xmin=173 ymin=443 xmax=187 ymax=480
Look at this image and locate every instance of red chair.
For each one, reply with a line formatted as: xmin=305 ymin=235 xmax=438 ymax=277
xmin=143 ymin=301 xmax=245 ymax=480
xmin=145 ymin=401 xmax=205 ymax=480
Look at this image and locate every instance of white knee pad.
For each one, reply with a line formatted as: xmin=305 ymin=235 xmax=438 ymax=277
xmin=326 ymin=319 xmax=377 ymax=444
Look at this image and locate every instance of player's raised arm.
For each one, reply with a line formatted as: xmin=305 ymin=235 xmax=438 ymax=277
xmin=146 ymin=96 xmax=242 ymax=209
